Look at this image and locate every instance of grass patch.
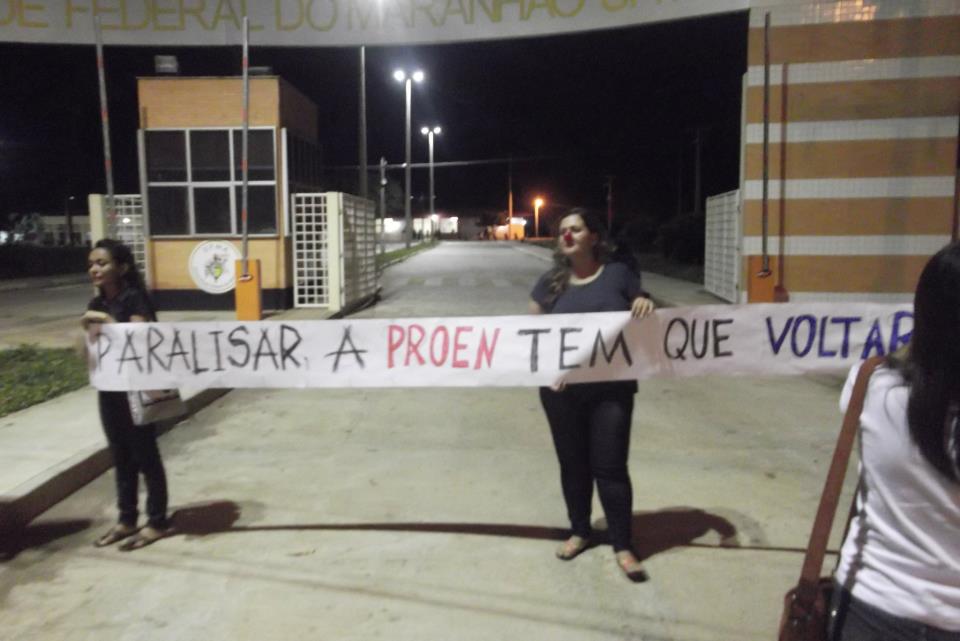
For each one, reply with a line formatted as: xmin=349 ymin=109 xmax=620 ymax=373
xmin=376 ymin=239 xmax=437 ymax=269
xmin=0 ymin=346 xmax=88 ymax=417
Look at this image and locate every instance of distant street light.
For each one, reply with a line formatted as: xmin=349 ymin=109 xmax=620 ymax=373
xmin=394 ymin=68 xmax=425 ymax=248
xmin=420 ymin=125 xmax=441 ymax=237
xmin=534 ymin=197 xmax=544 ymax=238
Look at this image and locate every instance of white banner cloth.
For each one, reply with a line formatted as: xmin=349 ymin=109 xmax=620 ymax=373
xmin=87 ymin=303 xmax=913 ymax=390
xmin=1 ymin=0 xmax=748 ymax=47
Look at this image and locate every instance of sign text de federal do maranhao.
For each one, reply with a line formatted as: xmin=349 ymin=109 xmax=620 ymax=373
xmin=87 ymin=303 xmax=913 ymax=391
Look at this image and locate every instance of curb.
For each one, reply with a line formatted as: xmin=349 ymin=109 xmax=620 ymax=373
xmin=376 ymin=241 xmax=439 ymax=272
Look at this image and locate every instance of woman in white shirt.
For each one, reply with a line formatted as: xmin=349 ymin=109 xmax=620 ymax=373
xmin=831 ymin=243 xmax=960 ymax=640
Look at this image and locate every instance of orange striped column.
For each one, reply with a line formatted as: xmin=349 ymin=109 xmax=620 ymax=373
xmin=742 ymin=2 xmax=960 ymax=303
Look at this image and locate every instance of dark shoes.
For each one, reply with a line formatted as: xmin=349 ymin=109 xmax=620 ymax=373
xmin=555 ymin=537 xmax=650 ymax=582
xmin=615 ymin=550 xmax=649 ymax=583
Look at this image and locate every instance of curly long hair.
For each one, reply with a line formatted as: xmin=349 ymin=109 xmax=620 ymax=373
xmin=543 ymin=208 xmax=614 ymax=307
xmin=94 ymin=238 xmax=157 ymax=321
xmin=888 ymin=242 xmax=960 ymax=482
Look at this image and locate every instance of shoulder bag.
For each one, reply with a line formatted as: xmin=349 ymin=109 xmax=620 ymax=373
xmin=128 ymin=389 xmax=187 ymax=427
xmin=777 ymin=356 xmax=885 ymax=641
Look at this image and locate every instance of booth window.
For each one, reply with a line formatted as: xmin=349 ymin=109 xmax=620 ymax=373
xmin=191 ymin=131 xmax=230 ymax=181
xmin=235 ymin=185 xmax=277 ymax=234
xmin=147 ymin=186 xmax=189 ymax=235
xmin=144 ymin=128 xmax=277 ymax=236
xmin=146 ymin=131 xmax=187 ymax=182
xmin=233 ymin=130 xmax=275 ymax=181
xmin=194 ymin=187 xmax=232 ymax=233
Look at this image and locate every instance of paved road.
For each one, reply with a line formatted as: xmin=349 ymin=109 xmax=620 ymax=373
xmin=361 ymin=241 xmax=545 ymax=318
xmin=1 ymin=241 xmax=849 ymax=641
xmin=0 ymin=282 xmax=92 ymax=349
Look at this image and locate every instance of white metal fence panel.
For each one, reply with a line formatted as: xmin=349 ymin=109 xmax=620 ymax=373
xmin=341 ymin=194 xmax=378 ymax=307
xmin=292 ymin=193 xmax=330 ymax=308
xmin=292 ymin=192 xmax=378 ymax=311
xmin=704 ymin=190 xmax=740 ymax=303
xmin=111 ymin=195 xmax=146 ymax=278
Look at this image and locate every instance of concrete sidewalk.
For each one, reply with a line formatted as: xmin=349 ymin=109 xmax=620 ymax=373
xmin=0 ymin=255 xmax=721 ymax=538
xmin=0 ymin=306 xmax=335 ymax=538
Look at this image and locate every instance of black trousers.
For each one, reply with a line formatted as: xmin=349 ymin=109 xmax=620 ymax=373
xmin=98 ymin=391 xmax=169 ymax=528
xmin=829 ymin=584 xmax=960 ymax=641
xmin=539 ymin=382 xmax=636 ymax=552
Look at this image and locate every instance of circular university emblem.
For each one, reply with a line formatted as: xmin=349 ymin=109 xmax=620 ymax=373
xmin=188 ymin=240 xmax=242 ymax=294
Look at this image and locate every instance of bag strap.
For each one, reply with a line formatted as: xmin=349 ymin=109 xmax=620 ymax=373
xmin=792 ymin=355 xmax=885 ymax=608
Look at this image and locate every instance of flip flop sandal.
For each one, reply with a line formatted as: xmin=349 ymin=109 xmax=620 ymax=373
xmin=93 ymin=525 xmax=139 ymax=548
xmin=118 ymin=526 xmax=168 ymax=552
xmin=615 ymin=553 xmax=649 ymax=583
xmin=555 ymin=536 xmax=590 ymax=561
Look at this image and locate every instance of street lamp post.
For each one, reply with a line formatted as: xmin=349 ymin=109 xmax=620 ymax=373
xmin=420 ymin=125 xmax=441 ymax=237
xmin=534 ymin=197 xmax=544 ymax=239
xmin=64 ymin=195 xmax=76 ymax=246
xmin=379 ymin=156 xmax=387 ymax=255
xmin=394 ymin=68 xmax=424 ymax=249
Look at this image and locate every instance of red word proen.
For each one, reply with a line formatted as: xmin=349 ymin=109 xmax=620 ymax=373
xmin=387 ymin=324 xmax=501 ymax=369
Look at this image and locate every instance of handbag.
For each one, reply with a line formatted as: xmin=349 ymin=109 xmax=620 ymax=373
xmin=777 ymin=356 xmax=884 ymax=641
xmin=127 ymin=389 xmax=187 ymax=426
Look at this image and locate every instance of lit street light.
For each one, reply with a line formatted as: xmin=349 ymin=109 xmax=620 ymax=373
xmin=420 ymin=124 xmax=441 ymax=237
xmin=394 ymin=68 xmax=425 ymax=248
xmin=534 ymin=197 xmax=544 ymax=239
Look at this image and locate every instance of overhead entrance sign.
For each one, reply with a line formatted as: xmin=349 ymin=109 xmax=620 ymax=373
xmin=0 ymin=0 xmax=749 ymax=47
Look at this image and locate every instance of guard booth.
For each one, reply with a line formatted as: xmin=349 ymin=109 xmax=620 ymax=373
xmin=135 ymin=74 xmax=329 ymax=311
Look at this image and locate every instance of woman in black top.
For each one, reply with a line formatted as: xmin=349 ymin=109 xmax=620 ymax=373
xmin=81 ymin=239 xmax=171 ymax=551
xmin=529 ymin=208 xmax=654 ymax=582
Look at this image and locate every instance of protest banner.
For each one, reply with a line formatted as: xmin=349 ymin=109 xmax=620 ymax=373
xmin=87 ymin=303 xmax=913 ymax=391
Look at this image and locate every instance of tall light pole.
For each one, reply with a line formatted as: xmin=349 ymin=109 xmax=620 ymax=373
xmin=421 ymin=125 xmax=441 ymax=237
xmin=394 ymin=68 xmax=424 ymax=248
xmin=93 ymin=17 xmax=116 ymax=234
xmin=379 ymin=156 xmax=387 ymax=255
xmin=534 ymin=197 xmax=544 ymax=239
xmin=64 ymin=195 xmax=76 ymax=246
xmin=358 ymin=46 xmax=368 ymax=199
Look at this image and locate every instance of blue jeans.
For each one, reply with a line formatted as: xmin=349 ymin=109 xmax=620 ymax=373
xmin=830 ymin=583 xmax=960 ymax=641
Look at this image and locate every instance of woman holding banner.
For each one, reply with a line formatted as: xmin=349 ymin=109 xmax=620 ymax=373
xmin=81 ymin=239 xmax=172 ymax=551
xmin=528 ymin=208 xmax=654 ymax=582
xmin=830 ymin=243 xmax=960 ymax=640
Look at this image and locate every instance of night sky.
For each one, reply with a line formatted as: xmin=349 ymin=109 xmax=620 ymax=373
xmin=0 ymin=10 xmax=747 ymax=232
